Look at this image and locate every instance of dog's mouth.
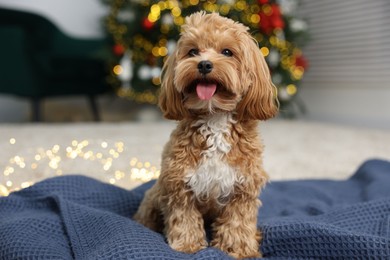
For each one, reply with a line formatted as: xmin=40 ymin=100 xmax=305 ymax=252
xmin=196 ymin=82 xmax=217 ymax=100
xmin=182 ymin=78 xmax=239 ymax=113
xmin=185 ymin=79 xmax=222 ymax=100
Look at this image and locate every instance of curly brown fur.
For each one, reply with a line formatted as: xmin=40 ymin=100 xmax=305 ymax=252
xmin=134 ymin=12 xmax=278 ymax=259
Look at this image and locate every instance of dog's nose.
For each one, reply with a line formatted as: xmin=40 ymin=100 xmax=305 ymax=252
xmin=197 ymin=60 xmax=213 ymax=75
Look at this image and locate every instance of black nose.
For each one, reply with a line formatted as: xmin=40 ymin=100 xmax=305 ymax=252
xmin=197 ymin=60 xmax=213 ymax=75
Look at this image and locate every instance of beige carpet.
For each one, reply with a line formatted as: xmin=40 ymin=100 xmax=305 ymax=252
xmin=1 ymin=119 xmax=389 ymax=196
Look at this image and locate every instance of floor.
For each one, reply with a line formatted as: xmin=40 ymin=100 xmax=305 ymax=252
xmin=41 ymin=94 xmax=164 ymax=123
xmin=2 ymin=118 xmax=390 ymax=196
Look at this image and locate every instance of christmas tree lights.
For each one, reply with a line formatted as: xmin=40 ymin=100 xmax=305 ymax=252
xmin=102 ymin=0 xmax=309 ymax=115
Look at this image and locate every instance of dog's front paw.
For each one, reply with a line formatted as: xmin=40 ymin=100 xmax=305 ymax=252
xmin=211 ymin=230 xmax=262 ymax=259
xmin=211 ymin=240 xmax=261 ymax=259
xmin=169 ymin=235 xmax=208 ymax=254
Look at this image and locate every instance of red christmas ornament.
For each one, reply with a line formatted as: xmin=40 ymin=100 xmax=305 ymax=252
xmin=259 ymin=4 xmax=285 ymax=35
xmin=259 ymin=12 xmax=272 ymax=34
xmin=112 ymin=44 xmax=125 ymax=56
xmin=258 ymin=0 xmax=269 ymax=4
xmin=143 ymin=18 xmax=154 ymax=30
xmin=271 ymin=4 xmax=285 ymax=29
xmin=295 ymin=55 xmax=308 ymax=69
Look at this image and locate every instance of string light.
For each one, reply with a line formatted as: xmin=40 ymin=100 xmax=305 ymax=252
xmin=260 ymin=47 xmax=270 ymax=57
xmin=286 ymin=84 xmax=297 ymax=96
xmin=1 ymin=138 xmax=161 ymax=196
xmin=113 ymin=65 xmax=123 ymax=75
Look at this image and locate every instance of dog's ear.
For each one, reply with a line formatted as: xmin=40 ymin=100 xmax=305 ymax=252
xmin=159 ymin=53 xmax=188 ymax=120
xmin=236 ymin=34 xmax=279 ymax=121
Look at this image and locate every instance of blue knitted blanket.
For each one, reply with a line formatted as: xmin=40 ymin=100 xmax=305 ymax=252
xmin=1 ymin=159 xmax=389 ymax=259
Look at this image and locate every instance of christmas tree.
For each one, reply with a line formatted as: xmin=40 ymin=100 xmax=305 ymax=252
xmin=102 ymin=0 xmax=309 ymax=116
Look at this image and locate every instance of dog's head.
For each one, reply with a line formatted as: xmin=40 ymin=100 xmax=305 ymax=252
xmin=159 ymin=12 xmax=278 ymax=121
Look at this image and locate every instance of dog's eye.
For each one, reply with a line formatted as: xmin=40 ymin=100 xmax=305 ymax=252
xmin=221 ymin=49 xmax=233 ymax=57
xmin=188 ymin=49 xmax=199 ymax=57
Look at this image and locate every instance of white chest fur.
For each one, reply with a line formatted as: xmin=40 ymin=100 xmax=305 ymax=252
xmin=184 ymin=113 xmax=243 ymax=203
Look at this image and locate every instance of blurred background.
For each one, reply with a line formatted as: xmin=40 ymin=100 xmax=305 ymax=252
xmin=0 ymin=0 xmax=389 ymax=128
xmin=1 ymin=0 xmax=390 ymax=196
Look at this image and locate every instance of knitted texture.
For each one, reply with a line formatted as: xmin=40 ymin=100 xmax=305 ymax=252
xmin=1 ymin=159 xmax=389 ymax=259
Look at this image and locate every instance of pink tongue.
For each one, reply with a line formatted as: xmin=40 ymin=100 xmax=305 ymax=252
xmin=196 ymin=83 xmax=217 ymax=100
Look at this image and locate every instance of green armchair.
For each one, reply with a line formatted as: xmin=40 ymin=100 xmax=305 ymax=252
xmin=0 ymin=7 xmax=112 ymax=121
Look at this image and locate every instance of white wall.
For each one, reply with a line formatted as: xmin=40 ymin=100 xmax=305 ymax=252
xmin=298 ymin=0 xmax=390 ymax=129
xmin=0 ymin=0 xmax=106 ymax=38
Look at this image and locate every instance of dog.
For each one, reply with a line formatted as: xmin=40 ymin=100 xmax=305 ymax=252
xmin=134 ymin=12 xmax=278 ymax=258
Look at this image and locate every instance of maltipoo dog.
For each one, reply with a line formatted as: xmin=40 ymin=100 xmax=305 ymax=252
xmin=134 ymin=12 xmax=278 ymax=258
